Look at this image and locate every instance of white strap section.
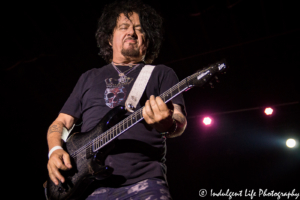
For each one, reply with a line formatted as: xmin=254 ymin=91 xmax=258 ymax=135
xmin=125 ymin=65 xmax=155 ymax=112
xmin=61 ymin=124 xmax=75 ymax=142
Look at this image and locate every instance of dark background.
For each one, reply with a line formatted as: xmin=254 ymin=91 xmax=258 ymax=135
xmin=2 ymin=0 xmax=299 ymax=199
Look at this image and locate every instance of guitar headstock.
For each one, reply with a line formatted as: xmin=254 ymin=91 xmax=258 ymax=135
xmin=191 ymin=60 xmax=227 ymax=88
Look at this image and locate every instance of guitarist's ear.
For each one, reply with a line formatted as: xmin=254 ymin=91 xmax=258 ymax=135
xmin=108 ymin=35 xmax=113 ymax=47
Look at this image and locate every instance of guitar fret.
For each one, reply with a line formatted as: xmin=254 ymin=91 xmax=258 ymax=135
xmin=109 ymin=130 xmax=112 ymax=140
xmin=179 ymin=80 xmax=187 ymax=90
xmin=129 ymin=116 xmax=132 ymax=127
xmin=121 ymin=122 xmax=124 ymax=132
xmin=117 ymin=124 xmax=121 ymax=134
xmin=97 ymin=138 xmax=100 ymax=149
xmin=132 ymin=112 xmax=137 ymax=124
xmin=124 ymin=119 xmax=128 ymax=129
xmin=161 ymin=94 xmax=165 ymax=102
xmin=113 ymin=126 xmax=117 ymax=137
xmin=164 ymin=89 xmax=171 ymax=101
xmin=171 ymin=86 xmax=176 ymax=96
xmin=136 ymin=110 xmax=142 ymax=121
xmin=119 ymin=122 xmax=122 ymax=133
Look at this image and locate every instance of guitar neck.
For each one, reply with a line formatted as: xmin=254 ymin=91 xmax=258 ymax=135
xmin=91 ymin=72 xmax=198 ymax=153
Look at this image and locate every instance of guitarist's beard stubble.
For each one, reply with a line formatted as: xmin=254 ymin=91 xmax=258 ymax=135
xmin=121 ymin=44 xmax=140 ymax=58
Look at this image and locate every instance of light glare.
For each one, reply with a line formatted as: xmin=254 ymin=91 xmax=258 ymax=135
xmin=203 ymin=117 xmax=212 ymax=125
xmin=264 ymin=107 xmax=273 ymax=115
xmin=286 ymin=139 xmax=296 ymax=148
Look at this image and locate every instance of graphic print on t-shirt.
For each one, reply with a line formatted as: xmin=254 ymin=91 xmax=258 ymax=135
xmin=104 ymin=76 xmax=134 ymax=108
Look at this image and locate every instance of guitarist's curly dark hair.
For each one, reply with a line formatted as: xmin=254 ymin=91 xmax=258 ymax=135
xmin=95 ymin=0 xmax=163 ymax=64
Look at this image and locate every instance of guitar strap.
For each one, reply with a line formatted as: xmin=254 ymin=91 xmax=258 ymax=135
xmin=125 ymin=65 xmax=155 ymax=112
xmin=61 ymin=124 xmax=75 ymax=142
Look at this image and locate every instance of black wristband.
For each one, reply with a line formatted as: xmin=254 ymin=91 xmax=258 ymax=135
xmin=161 ymin=119 xmax=177 ymax=136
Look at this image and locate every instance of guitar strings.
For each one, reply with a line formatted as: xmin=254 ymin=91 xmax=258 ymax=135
xmin=70 ymin=70 xmax=204 ymax=158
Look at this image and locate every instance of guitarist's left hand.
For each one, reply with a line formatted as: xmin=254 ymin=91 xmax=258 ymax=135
xmin=143 ymin=95 xmax=187 ymax=137
xmin=142 ymin=95 xmax=174 ymax=133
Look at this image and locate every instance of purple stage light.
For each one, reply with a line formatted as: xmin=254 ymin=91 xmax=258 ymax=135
xmin=203 ymin=117 xmax=212 ymax=125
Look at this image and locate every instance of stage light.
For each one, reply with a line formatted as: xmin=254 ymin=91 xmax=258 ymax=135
xmin=264 ymin=107 xmax=273 ymax=115
xmin=203 ymin=117 xmax=212 ymax=125
xmin=286 ymin=138 xmax=296 ymax=148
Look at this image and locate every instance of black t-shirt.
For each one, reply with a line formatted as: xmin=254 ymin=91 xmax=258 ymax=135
xmin=60 ymin=63 xmax=186 ymax=186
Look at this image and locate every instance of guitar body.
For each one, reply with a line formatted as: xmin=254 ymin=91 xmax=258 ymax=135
xmin=46 ymin=105 xmax=127 ymax=200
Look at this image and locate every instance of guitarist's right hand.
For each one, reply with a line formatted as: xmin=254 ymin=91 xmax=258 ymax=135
xmin=47 ymin=148 xmax=72 ymax=185
xmin=47 ymin=113 xmax=76 ymax=185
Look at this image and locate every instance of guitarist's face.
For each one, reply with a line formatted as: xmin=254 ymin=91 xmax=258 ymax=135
xmin=110 ymin=12 xmax=147 ymax=63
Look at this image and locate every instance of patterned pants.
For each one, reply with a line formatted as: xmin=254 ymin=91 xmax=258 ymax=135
xmin=85 ymin=178 xmax=172 ymax=200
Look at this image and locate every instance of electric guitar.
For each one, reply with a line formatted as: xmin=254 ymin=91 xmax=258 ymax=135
xmin=45 ymin=60 xmax=227 ymax=200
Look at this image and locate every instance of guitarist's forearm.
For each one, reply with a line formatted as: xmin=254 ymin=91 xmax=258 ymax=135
xmin=47 ymin=121 xmax=64 ymax=151
xmin=47 ymin=113 xmax=76 ymax=151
